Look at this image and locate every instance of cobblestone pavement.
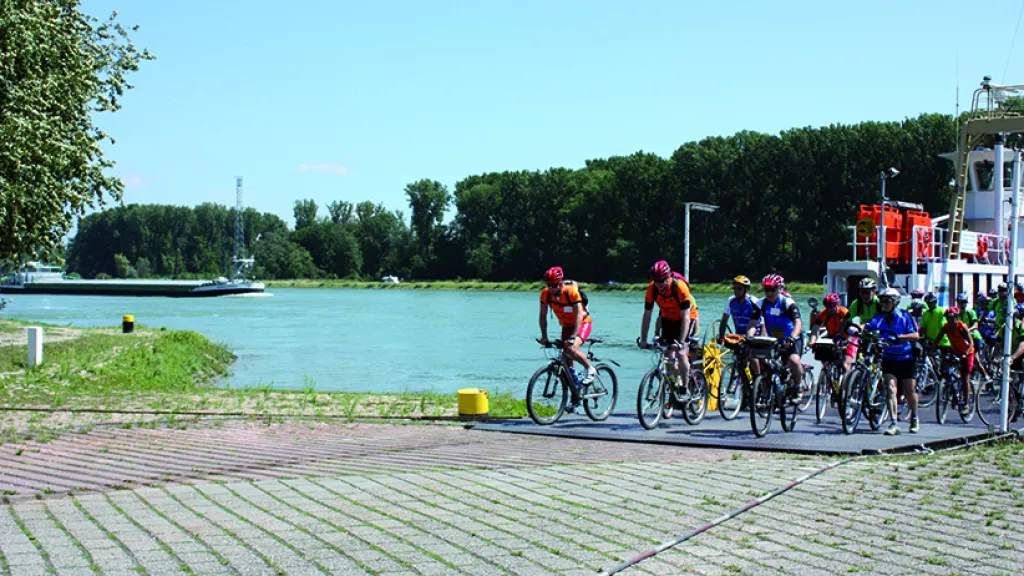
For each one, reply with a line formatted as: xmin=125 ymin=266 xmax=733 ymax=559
xmin=0 ymin=421 xmax=1021 ymax=575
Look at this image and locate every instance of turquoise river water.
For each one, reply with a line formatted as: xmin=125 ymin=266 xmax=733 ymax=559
xmin=2 ymin=289 xmax=818 ymax=397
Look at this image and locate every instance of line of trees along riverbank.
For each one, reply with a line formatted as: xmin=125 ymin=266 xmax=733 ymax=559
xmin=66 ymin=113 xmax=956 ymax=282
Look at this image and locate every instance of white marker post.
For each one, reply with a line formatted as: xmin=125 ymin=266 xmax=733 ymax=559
xmin=27 ymin=327 xmax=43 ymax=368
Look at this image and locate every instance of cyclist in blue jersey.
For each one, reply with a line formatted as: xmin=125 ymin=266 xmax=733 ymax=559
xmin=718 ymin=275 xmax=761 ymax=339
xmin=747 ymin=273 xmax=805 ymax=402
xmin=718 ymin=275 xmax=762 ymax=383
xmin=865 ymin=288 xmax=920 ymax=436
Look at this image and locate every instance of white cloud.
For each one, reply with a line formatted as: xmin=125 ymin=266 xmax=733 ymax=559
xmin=297 ymin=162 xmax=349 ymax=176
xmin=121 ymin=174 xmax=144 ymax=188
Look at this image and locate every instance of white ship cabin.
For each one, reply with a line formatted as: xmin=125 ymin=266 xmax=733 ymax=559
xmin=5 ymin=262 xmax=64 ymax=285
xmin=825 ymin=147 xmax=1024 ymax=307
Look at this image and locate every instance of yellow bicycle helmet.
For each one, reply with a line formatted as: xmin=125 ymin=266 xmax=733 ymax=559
xmin=733 ymin=275 xmax=751 ymax=287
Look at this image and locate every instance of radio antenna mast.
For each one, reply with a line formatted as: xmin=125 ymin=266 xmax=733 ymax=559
xmin=234 ymin=176 xmax=245 ymax=261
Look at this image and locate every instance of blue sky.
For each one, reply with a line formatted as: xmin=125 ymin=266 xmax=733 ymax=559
xmin=83 ymin=0 xmax=1024 ymax=227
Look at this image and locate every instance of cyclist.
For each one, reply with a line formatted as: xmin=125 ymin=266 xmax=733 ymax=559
xmin=718 ymin=275 xmax=762 ymax=384
xmin=747 ymin=274 xmax=805 ymax=402
xmin=937 ymin=306 xmax=976 ymax=416
xmin=920 ymin=291 xmax=949 ymax=351
xmin=639 ymin=260 xmax=696 ymax=389
xmin=718 ymin=275 xmax=760 ymax=340
xmin=956 ymin=293 xmax=990 ymax=383
xmin=906 ymin=289 xmax=926 ymax=312
xmin=865 ymin=288 xmax=920 ymax=435
xmin=538 ymin=266 xmax=596 ymax=387
xmin=988 ymin=283 xmax=1010 ymax=331
xmin=842 ymin=277 xmax=882 ymax=365
xmin=808 ymin=292 xmax=854 ymax=372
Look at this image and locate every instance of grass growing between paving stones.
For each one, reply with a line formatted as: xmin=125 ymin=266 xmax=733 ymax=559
xmin=0 ymin=319 xmax=528 ymax=443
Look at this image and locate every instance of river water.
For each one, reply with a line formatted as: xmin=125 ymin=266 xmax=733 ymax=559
xmin=2 ymin=289 xmax=818 ymax=396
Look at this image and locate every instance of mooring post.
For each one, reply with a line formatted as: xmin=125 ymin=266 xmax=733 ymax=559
xmin=27 ymin=327 xmax=43 ymax=368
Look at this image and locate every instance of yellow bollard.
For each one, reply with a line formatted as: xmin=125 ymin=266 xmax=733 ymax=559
xmin=122 ymin=314 xmax=134 ymax=334
xmin=703 ymin=342 xmax=724 ymax=411
xmin=458 ymin=388 xmax=489 ymax=416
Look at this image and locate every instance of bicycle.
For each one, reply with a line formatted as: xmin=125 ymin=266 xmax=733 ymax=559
xmin=637 ymin=338 xmax=708 ymax=429
xmin=745 ymin=336 xmax=805 ymax=437
xmin=934 ymin=348 xmax=976 ymax=425
xmin=838 ymin=328 xmax=892 ymax=435
xmin=714 ymin=346 xmax=748 ymax=421
xmin=526 ymin=338 xmax=619 ymax=425
xmin=810 ymin=337 xmax=846 ymax=424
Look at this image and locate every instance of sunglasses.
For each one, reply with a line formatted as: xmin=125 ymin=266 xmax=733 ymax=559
xmin=546 ymin=282 xmax=561 ymax=289
xmin=764 ymin=287 xmax=779 ymax=293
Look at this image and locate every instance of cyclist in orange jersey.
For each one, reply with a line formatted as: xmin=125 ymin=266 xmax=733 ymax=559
xmin=538 ymin=266 xmax=596 ymax=384
xmin=639 ymin=260 xmax=695 ymax=389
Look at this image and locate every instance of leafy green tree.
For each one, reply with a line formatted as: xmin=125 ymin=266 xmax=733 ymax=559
xmin=0 ymin=2 xmax=152 ymax=261
xmin=293 ymin=199 xmax=318 ymax=230
xmin=113 ymin=253 xmax=131 ymax=279
xmin=327 ymin=200 xmax=355 ymax=225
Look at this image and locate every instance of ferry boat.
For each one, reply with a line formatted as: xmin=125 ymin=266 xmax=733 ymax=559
xmin=0 ymin=258 xmax=265 ymax=298
xmin=825 ymin=77 xmax=1024 ymax=305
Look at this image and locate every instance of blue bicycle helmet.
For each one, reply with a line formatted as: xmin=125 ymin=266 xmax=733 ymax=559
xmin=956 ymin=292 xmax=968 ymax=302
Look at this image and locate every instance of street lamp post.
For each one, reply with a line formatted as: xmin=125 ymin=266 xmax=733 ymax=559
xmin=683 ymin=202 xmax=720 ymax=281
xmin=879 ymin=168 xmax=900 ymax=288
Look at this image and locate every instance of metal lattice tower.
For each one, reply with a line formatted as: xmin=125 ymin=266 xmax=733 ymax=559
xmin=234 ymin=177 xmax=245 ymax=260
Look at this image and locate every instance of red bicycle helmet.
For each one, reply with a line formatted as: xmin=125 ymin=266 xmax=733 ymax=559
xmin=650 ymin=260 xmax=671 ymax=281
xmin=761 ymin=273 xmax=784 ymax=288
xmin=945 ymin=306 xmax=960 ymax=316
xmin=544 ymin=266 xmax=563 ymax=284
xmin=824 ymin=293 xmax=841 ymax=307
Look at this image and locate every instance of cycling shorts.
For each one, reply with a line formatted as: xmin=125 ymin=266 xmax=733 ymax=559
xmin=882 ymin=358 xmax=916 ymax=381
xmin=561 ymin=323 xmax=592 ymax=344
xmin=960 ymin=350 xmax=975 ymax=375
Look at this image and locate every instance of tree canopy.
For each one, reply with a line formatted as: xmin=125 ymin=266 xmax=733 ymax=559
xmin=66 ymin=113 xmax=958 ymax=283
xmin=0 ymin=1 xmax=152 ymax=262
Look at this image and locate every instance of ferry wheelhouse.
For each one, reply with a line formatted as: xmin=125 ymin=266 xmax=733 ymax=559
xmin=825 ymin=77 xmax=1024 ymax=306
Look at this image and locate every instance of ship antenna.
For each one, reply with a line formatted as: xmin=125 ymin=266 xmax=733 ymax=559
xmin=1004 ymin=0 xmax=1024 ymax=83
xmin=234 ymin=176 xmax=245 ymax=262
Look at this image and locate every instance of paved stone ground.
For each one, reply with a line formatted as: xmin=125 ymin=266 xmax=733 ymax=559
xmin=0 ymin=420 xmax=1021 ymax=575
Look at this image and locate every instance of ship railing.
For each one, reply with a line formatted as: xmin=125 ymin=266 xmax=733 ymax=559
xmin=846 ymin=223 xmax=1011 ymax=268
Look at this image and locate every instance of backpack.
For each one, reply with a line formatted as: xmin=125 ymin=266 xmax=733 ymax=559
xmin=667 ymin=272 xmax=687 ymax=306
xmin=547 ymin=280 xmax=589 ymax=311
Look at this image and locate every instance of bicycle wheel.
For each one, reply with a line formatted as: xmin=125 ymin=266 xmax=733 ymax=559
xmin=866 ymin=373 xmax=888 ymax=431
xmin=584 ymin=364 xmax=618 ymax=421
xmin=526 ymin=364 xmax=567 ymax=425
xmin=637 ymin=368 xmax=665 ymax=430
xmin=958 ymin=378 xmax=976 ymax=424
xmin=950 ymin=375 xmax=974 ymax=424
xmin=718 ymin=363 xmax=745 ymax=421
xmin=796 ymin=367 xmax=814 ymax=414
xmin=840 ymin=368 xmax=866 ymax=435
xmin=916 ymin=358 xmax=938 ymax=408
xmin=779 ymin=374 xmax=798 ymax=433
xmin=682 ymin=369 xmax=709 ymax=425
xmin=814 ymin=365 xmax=830 ymax=423
xmin=750 ymin=372 xmax=774 ymax=437
xmin=1010 ymin=382 xmax=1022 ymax=424
xmin=976 ymin=370 xmax=993 ymax=426
xmin=935 ymin=373 xmax=952 ymax=425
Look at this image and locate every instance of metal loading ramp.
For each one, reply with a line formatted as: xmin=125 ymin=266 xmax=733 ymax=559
xmin=472 ymin=407 xmax=1020 ymax=455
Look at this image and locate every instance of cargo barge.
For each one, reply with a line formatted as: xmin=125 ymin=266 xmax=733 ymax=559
xmin=0 ymin=262 xmax=265 ymax=298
